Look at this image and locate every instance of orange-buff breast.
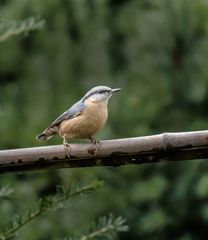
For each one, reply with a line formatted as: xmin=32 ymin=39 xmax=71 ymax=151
xmin=59 ymin=102 xmax=108 ymax=139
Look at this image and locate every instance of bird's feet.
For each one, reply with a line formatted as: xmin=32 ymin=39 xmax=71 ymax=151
xmin=88 ymin=137 xmax=101 ymax=155
xmin=64 ymin=142 xmax=71 ymax=158
xmin=63 ymin=136 xmax=71 ymax=158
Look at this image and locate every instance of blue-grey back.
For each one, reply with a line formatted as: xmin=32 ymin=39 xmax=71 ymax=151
xmin=48 ymin=100 xmax=86 ymax=128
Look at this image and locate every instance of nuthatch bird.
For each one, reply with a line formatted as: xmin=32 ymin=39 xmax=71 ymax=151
xmin=36 ymin=86 xmax=121 ymax=156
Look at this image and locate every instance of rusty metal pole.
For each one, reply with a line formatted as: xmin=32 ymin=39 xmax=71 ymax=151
xmin=0 ymin=130 xmax=208 ymax=174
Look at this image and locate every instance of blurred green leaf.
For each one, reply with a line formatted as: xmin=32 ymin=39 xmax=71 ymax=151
xmin=130 ymin=175 xmax=168 ymax=202
xmin=195 ymin=175 xmax=208 ymax=198
xmin=140 ymin=208 xmax=170 ymax=233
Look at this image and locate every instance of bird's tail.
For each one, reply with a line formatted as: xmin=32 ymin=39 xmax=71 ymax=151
xmin=36 ymin=127 xmax=57 ymax=141
xmin=36 ymin=133 xmax=50 ymax=141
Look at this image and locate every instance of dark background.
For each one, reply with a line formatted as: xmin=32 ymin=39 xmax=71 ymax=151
xmin=1 ymin=0 xmax=208 ymax=239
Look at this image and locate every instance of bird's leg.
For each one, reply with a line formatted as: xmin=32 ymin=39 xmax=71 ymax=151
xmin=89 ymin=137 xmax=101 ymax=155
xmin=63 ymin=135 xmax=71 ymax=158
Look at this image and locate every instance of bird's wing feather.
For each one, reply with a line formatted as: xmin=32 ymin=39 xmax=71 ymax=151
xmin=48 ymin=100 xmax=86 ymax=128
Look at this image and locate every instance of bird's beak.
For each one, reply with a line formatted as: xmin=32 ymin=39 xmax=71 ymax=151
xmin=111 ymin=88 xmax=121 ymax=93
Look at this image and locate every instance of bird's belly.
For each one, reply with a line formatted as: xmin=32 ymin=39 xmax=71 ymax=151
xmin=59 ymin=104 xmax=108 ymax=139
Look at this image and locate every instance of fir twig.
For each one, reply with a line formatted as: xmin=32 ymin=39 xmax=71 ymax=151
xmin=0 ymin=186 xmax=13 ymax=199
xmin=61 ymin=214 xmax=129 ymax=240
xmin=0 ymin=17 xmax=45 ymax=42
xmin=0 ymin=180 xmax=104 ymax=240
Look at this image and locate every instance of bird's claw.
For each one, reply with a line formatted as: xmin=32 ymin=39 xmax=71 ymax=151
xmin=64 ymin=143 xmax=71 ymax=158
xmin=88 ymin=138 xmax=101 ymax=155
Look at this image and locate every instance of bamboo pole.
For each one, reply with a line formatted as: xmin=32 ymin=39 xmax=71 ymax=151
xmin=0 ymin=130 xmax=208 ymax=174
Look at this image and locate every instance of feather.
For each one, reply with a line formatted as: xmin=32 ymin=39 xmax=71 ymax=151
xmin=48 ymin=100 xmax=86 ymax=128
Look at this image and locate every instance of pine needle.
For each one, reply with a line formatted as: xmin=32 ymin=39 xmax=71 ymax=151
xmin=0 ymin=17 xmax=45 ymax=42
xmin=0 ymin=180 xmax=104 ymax=240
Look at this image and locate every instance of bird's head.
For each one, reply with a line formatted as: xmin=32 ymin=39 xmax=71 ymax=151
xmin=82 ymin=86 xmax=121 ymax=104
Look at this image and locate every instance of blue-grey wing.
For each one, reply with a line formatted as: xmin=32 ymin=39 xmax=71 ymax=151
xmin=48 ymin=100 xmax=86 ymax=128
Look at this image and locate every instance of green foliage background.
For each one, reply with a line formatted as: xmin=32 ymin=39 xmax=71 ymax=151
xmin=1 ymin=0 xmax=208 ymax=239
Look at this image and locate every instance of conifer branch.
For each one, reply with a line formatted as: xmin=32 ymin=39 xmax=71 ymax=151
xmin=0 ymin=186 xmax=13 ymax=199
xmin=0 ymin=181 xmax=103 ymax=240
xmin=0 ymin=17 xmax=45 ymax=42
xmin=61 ymin=214 xmax=129 ymax=240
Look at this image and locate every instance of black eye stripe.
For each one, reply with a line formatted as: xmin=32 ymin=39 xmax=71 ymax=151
xmin=82 ymin=89 xmax=111 ymax=101
xmin=98 ymin=90 xmax=110 ymax=94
